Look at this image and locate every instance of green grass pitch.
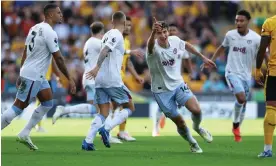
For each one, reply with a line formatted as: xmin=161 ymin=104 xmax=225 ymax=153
xmin=1 ymin=118 xmax=275 ymax=166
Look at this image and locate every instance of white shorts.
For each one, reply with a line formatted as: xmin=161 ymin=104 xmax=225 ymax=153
xmin=152 ymin=83 xmax=194 ymax=118
xmin=225 ymin=74 xmax=251 ymax=99
xmin=16 ymin=77 xmax=50 ymax=103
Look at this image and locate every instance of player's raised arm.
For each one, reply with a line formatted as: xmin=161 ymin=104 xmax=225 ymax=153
xmin=147 ymin=17 xmax=161 ymax=54
xmin=185 ymin=42 xmax=216 ymax=68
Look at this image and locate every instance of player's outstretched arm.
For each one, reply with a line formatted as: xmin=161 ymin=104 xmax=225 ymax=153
xmin=255 ymin=36 xmax=271 ymax=85
xmin=52 ymin=51 xmax=76 ymax=94
xmin=211 ymin=45 xmax=225 ymax=62
xmin=127 ymin=58 xmax=144 ymax=84
xmin=86 ymin=46 xmax=110 ymax=80
xmin=185 ymin=42 xmax=216 ymax=69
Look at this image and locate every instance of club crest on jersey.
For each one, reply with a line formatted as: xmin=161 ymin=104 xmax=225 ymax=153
xmin=173 ymin=48 xmax=177 ymax=54
xmin=247 ymin=40 xmax=252 ymax=44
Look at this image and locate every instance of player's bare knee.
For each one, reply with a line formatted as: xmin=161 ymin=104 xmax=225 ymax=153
xmin=236 ymin=94 xmax=246 ymax=104
xmin=121 ymin=101 xmax=135 ymax=112
xmin=14 ymin=98 xmax=29 ymax=110
xmin=189 ymin=105 xmax=201 ymax=115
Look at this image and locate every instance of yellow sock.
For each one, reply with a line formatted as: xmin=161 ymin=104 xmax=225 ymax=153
xmin=264 ymin=106 xmax=276 ymax=145
xmin=119 ymin=120 xmax=127 ymax=131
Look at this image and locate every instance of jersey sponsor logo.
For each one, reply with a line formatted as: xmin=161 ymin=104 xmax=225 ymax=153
xmin=233 ymin=46 xmax=246 ymax=54
xmin=173 ymin=48 xmax=177 ymax=54
xmin=247 ymin=40 xmax=252 ymax=44
xmin=162 ymin=59 xmax=175 ymax=66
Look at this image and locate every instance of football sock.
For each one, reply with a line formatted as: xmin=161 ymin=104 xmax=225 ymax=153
xmin=85 ymin=114 xmax=105 ymax=144
xmin=263 ymin=106 xmax=276 ymax=150
xmin=1 ymin=105 xmax=22 ymax=130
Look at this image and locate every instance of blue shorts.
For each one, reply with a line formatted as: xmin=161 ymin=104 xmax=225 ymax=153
xmin=84 ymin=84 xmax=96 ymax=102
xmin=95 ymin=85 xmax=132 ymax=105
xmin=226 ymin=74 xmax=251 ymax=99
xmin=16 ymin=77 xmax=50 ymax=103
xmin=153 ymin=83 xmax=194 ymax=118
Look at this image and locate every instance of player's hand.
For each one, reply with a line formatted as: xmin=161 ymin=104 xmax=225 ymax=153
xmin=69 ymin=78 xmax=76 ymax=94
xmin=86 ymin=65 xmax=100 ymax=80
xmin=135 ymin=75 xmax=144 ymax=84
xmin=201 ymin=57 xmax=217 ymax=70
xmin=130 ymin=49 xmax=144 ymax=58
xmin=16 ymin=77 xmax=21 ymax=89
xmin=255 ymin=68 xmax=264 ymax=86
xmin=152 ymin=17 xmax=162 ymax=33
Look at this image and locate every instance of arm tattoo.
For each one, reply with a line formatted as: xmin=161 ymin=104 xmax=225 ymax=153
xmin=97 ymin=46 xmax=110 ymax=67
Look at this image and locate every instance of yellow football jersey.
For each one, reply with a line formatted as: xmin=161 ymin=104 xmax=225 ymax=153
xmin=121 ymin=37 xmax=131 ymax=80
xmin=261 ymin=15 xmax=276 ymax=76
xmin=45 ymin=62 xmax=52 ymax=81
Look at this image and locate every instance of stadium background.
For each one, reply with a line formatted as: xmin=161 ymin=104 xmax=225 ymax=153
xmin=1 ymin=1 xmax=276 ymax=166
xmin=1 ymin=1 xmax=275 ymax=119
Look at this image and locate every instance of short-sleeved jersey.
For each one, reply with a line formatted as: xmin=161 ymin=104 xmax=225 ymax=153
xmin=146 ymin=36 xmax=187 ymax=93
xmin=95 ymin=29 xmax=125 ymax=88
xmin=121 ymin=37 xmax=131 ymax=80
xmin=261 ymin=15 xmax=276 ymax=76
xmin=83 ymin=37 xmax=102 ymax=85
xmin=20 ymin=22 xmax=59 ymax=81
xmin=222 ymin=29 xmax=260 ymax=80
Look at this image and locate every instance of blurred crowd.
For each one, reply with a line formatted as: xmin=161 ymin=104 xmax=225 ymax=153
xmin=2 ymin=1 xmax=262 ymax=102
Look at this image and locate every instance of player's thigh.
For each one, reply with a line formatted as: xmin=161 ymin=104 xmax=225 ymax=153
xmin=15 ymin=77 xmax=41 ymax=109
xmin=226 ymin=75 xmax=246 ymax=103
xmin=265 ymin=76 xmax=276 ymax=107
xmin=184 ymin=96 xmax=201 ymax=114
xmin=106 ymin=85 xmax=133 ymax=110
xmin=37 ymin=80 xmax=53 ymax=102
xmin=95 ymin=88 xmax=111 ymax=105
xmin=153 ymin=91 xmax=178 ymax=118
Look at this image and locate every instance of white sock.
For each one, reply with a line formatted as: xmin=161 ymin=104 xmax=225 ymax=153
xmin=239 ymin=105 xmax=246 ymax=126
xmin=85 ymin=114 xmax=105 ymax=143
xmin=63 ymin=104 xmax=97 ymax=115
xmin=104 ymin=108 xmax=132 ymax=131
xmin=153 ymin=108 xmax=163 ymax=133
xmin=177 ymin=126 xmax=197 ymax=144
xmin=191 ymin=113 xmax=202 ymax=131
xmin=233 ymin=101 xmax=243 ymax=123
xmin=264 ymin=144 xmax=272 ymax=151
xmin=1 ymin=105 xmax=22 ymax=130
xmin=19 ymin=105 xmax=51 ymax=136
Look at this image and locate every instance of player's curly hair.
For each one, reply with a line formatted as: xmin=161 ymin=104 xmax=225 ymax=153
xmin=237 ymin=10 xmax=251 ymax=20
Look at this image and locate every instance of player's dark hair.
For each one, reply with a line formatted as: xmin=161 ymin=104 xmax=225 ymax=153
xmin=43 ymin=4 xmax=58 ymax=15
xmin=237 ymin=10 xmax=251 ymax=20
xmin=126 ymin=16 xmax=131 ymax=21
xmin=169 ymin=23 xmax=177 ymax=28
xmin=90 ymin=22 xmax=104 ymax=35
xmin=112 ymin=11 xmax=126 ymax=22
xmin=158 ymin=21 xmax=169 ymax=30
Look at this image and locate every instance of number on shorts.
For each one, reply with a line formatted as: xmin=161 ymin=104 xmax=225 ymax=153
xmin=180 ymin=84 xmax=190 ymax=92
xmin=29 ymin=31 xmax=37 ymax=52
